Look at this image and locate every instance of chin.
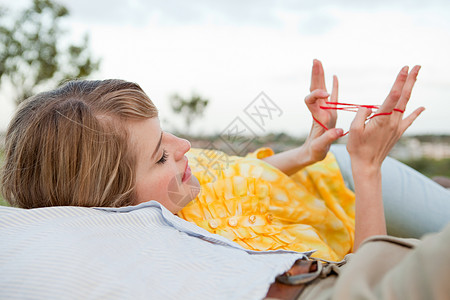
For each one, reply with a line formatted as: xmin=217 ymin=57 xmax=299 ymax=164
xmin=167 ymin=175 xmax=201 ymax=214
xmin=189 ymin=175 xmax=201 ymax=197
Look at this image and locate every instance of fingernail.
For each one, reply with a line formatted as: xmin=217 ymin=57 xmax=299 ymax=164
xmin=336 ymin=128 xmax=344 ymax=137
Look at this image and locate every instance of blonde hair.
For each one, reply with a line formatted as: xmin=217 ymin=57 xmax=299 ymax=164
xmin=1 ymin=79 xmax=158 ymax=208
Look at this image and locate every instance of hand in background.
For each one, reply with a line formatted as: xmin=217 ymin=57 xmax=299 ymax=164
xmin=347 ymin=65 xmax=425 ymax=171
xmin=303 ymin=59 xmax=343 ymax=163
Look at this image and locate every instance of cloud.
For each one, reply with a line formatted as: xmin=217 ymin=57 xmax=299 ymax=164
xmin=54 ymin=0 xmax=450 ymax=27
xmin=53 ymin=0 xmax=450 ymax=43
xmin=3 ymin=0 xmax=450 ymax=28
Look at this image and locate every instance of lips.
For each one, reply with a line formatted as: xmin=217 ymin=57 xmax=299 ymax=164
xmin=182 ymin=160 xmax=192 ymax=183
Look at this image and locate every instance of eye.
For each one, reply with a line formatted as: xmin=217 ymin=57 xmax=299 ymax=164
xmin=156 ymin=149 xmax=168 ymax=165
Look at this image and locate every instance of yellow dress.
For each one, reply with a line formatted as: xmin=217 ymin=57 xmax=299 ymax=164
xmin=178 ymin=147 xmax=355 ymax=261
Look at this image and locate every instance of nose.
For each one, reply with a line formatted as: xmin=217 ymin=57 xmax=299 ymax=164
xmin=171 ymin=134 xmax=191 ymax=161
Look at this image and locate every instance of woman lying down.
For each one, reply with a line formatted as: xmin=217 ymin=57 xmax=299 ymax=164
xmin=2 ymin=60 xmax=450 ymax=299
xmin=2 ymin=60 xmax=449 ymax=263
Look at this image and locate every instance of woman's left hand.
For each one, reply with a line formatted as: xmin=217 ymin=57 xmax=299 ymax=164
xmin=302 ymin=59 xmax=343 ymax=164
xmin=347 ymin=65 xmax=424 ymax=250
xmin=347 ymin=65 xmax=424 ymax=171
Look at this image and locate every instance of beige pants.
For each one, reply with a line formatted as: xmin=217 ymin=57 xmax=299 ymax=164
xmin=300 ymin=223 xmax=450 ymax=300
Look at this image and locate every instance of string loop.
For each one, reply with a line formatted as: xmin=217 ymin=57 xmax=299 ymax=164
xmin=314 ymin=101 xmax=404 ymax=136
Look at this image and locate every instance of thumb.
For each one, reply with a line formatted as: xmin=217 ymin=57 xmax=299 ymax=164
xmin=314 ymin=128 xmax=344 ymax=149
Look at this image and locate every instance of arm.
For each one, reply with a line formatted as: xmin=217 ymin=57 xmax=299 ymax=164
xmin=263 ymin=59 xmax=343 ymax=175
xmin=261 ymin=124 xmax=343 ymax=176
xmin=348 ymin=65 xmax=424 ymax=250
xmin=261 ymin=144 xmax=320 ymax=177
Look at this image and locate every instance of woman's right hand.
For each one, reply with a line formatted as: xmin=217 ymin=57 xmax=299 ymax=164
xmin=262 ymin=60 xmax=343 ymax=175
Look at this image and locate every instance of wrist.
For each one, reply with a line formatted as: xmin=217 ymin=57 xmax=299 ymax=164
xmin=296 ymin=144 xmax=316 ymax=168
xmin=350 ymin=158 xmax=382 ymax=177
xmin=351 ymin=161 xmax=382 ymax=196
xmin=352 ymin=165 xmax=381 ymax=179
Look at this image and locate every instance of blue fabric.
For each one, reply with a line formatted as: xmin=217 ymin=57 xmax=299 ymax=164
xmin=0 ymin=201 xmax=307 ymax=300
xmin=331 ymin=144 xmax=450 ymax=238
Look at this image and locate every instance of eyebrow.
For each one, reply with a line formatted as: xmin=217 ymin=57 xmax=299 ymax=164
xmin=151 ymin=131 xmax=163 ymax=160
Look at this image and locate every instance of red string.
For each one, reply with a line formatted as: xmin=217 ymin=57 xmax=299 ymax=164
xmin=314 ymin=101 xmax=404 ymax=136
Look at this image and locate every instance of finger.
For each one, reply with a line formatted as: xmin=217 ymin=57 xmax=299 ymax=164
xmin=400 ymin=106 xmax=425 ymax=132
xmin=350 ymin=107 xmax=372 ymax=132
xmin=310 ymin=59 xmax=326 ymax=92
xmin=330 ymin=75 xmax=339 ymax=106
xmin=378 ymin=66 xmax=409 ymax=114
xmin=305 ymin=89 xmax=329 ymax=115
xmin=304 ymin=89 xmax=329 ymax=105
xmin=396 ymin=65 xmax=421 ymax=111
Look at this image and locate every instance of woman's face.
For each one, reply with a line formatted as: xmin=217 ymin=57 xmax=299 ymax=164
xmin=127 ymin=117 xmax=200 ymax=213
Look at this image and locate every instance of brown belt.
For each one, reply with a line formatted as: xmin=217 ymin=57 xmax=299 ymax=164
xmin=265 ymin=259 xmax=322 ymax=300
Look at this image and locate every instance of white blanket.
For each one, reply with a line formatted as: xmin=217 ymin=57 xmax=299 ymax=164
xmin=0 ymin=201 xmax=308 ymax=300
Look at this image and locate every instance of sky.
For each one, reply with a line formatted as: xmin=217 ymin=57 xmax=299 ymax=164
xmin=1 ymin=0 xmax=450 ymax=137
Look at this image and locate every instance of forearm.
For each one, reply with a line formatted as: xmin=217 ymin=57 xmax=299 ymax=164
xmin=352 ymin=163 xmax=387 ymax=251
xmin=261 ymin=145 xmax=315 ymax=176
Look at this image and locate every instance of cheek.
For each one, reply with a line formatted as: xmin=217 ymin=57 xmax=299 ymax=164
xmin=136 ymin=172 xmax=172 ymax=204
xmin=135 ymin=167 xmax=194 ymax=214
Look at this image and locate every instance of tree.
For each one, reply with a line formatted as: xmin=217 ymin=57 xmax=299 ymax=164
xmin=170 ymin=93 xmax=209 ymax=134
xmin=0 ymin=0 xmax=100 ymax=105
